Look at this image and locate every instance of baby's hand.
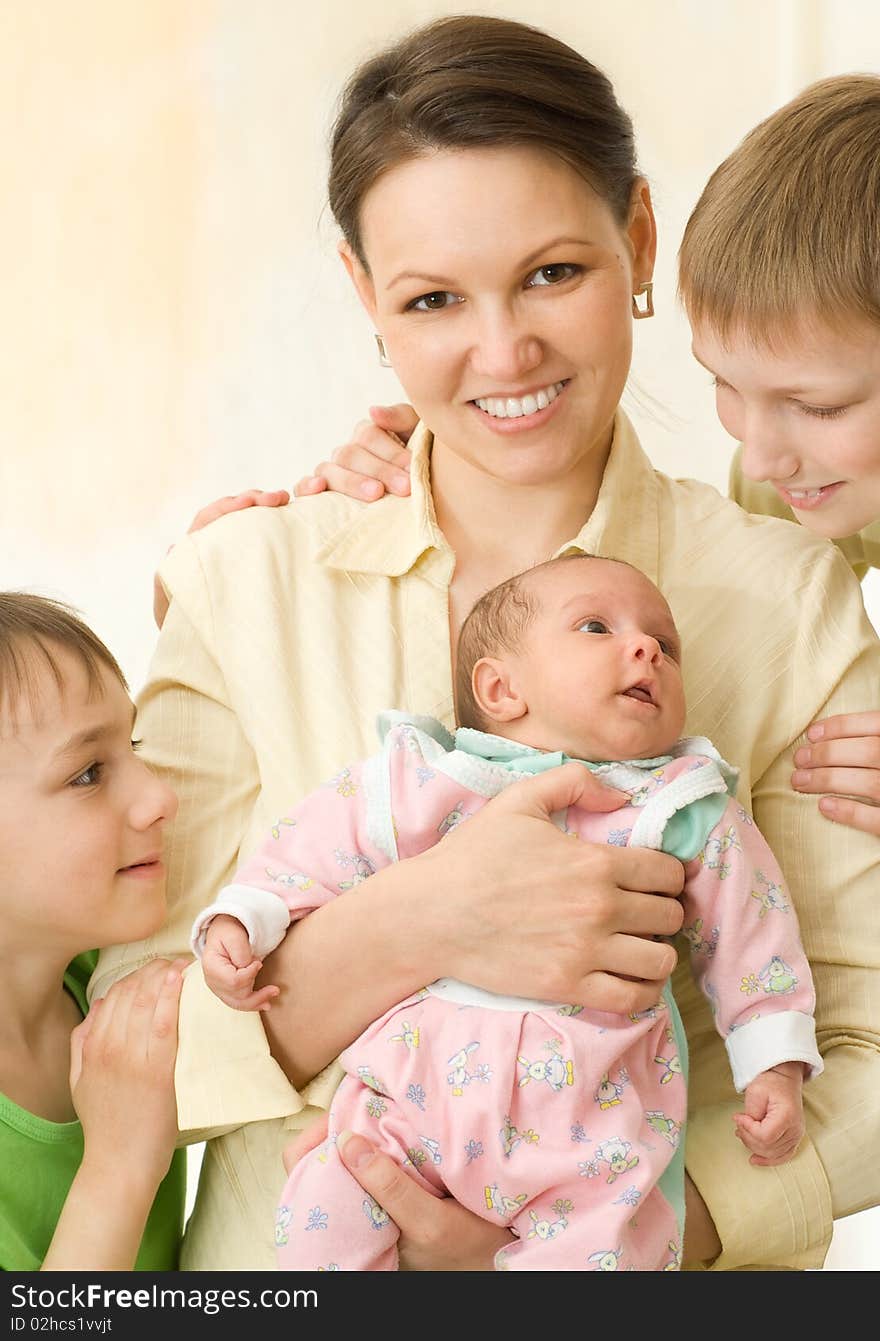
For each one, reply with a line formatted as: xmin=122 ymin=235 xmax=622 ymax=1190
xmin=733 ymin=1062 xmax=805 ymax=1166
xmin=202 ymin=914 xmax=280 ymax=1012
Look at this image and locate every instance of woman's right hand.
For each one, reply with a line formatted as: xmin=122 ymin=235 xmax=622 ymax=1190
xmin=416 ymin=762 xmax=685 ymax=1015
xmin=293 ymin=403 xmax=418 ymax=501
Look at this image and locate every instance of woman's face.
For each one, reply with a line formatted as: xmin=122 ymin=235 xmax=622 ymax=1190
xmin=343 ymin=146 xmax=655 ymax=489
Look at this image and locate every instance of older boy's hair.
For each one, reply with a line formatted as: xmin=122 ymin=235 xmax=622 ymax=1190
xmin=455 ymin=553 xmax=631 ymax=731
xmin=0 ymin=592 xmax=127 ymax=721
xmin=678 ymin=74 xmax=880 ymax=340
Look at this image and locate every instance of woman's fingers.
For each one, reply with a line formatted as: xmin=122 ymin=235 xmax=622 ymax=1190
xmin=817 ymin=794 xmax=880 ymax=835
xmin=793 ymin=764 xmax=880 ymax=806
xmin=794 ymin=721 xmax=880 ymax=830
xmin=282 ymin=1115 xmax=329 ymax=1175
xmin=807 ymin=711 xmax=880 ymax=743
xmin=573 ymin=970 xmax=668 ymax=1016
xmin=499 ymin=760 xmax=629 ymax=818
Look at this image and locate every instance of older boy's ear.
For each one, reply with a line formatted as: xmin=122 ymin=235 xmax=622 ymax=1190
xmin=338 ymin=240 xmax=378 ymax=323
xmin=472 ymin=658 xmax=527 ymax=724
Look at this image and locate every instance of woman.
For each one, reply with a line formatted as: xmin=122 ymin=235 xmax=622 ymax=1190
xmin=100 ymin=15 xmax=878 ymax=1271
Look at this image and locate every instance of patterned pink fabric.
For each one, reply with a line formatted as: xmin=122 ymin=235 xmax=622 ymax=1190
xmin=231 ymin=725 xmax=817 ymax=1270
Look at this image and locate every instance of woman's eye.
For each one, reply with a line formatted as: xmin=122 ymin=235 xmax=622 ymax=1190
xmin=407 ymin=291 xmax=459 ymax=312
xmin=578 ymin=619 xmax=609 ymax=634
xmin=528 ymin=263 xmax=578 ymax=288
xmin=71 ymin=762 xmax=103 ymax=788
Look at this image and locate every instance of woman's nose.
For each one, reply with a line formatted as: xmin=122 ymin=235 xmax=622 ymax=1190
xmin=468 ymin=307 xmax=543 ymax=385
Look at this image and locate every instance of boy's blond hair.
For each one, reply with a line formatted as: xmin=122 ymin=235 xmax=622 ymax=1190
xmin=678 ymin=74 xmax=880 ymax=341
xmin=0 ymin=592 xmax=127 ymax=722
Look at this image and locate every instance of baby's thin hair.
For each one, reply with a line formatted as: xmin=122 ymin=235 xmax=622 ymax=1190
xmin=455 ymin=553 xmax=634 ymax=731
xmin=679 ymin=74 xmax=880 ymax=343
xmin=0 ymin=592 xmax=127 ymax=726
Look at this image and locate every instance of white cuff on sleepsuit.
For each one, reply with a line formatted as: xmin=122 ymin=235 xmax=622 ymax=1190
xmin=725 ymin=1010 xmax=824 ymax=1092
xmin=190 ymin=883 xmax=292 ymax=960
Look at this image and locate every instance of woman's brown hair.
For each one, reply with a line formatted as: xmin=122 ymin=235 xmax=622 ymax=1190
xmin=329 ymin=15 xmax=639 ymax=267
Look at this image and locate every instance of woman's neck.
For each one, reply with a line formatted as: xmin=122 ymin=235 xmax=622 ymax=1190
xmin=430 ymin=431 xmax=611 ymax=580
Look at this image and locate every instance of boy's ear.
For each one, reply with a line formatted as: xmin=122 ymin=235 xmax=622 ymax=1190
xmin=626 ymin=177 xmax=657 ymax=290
xmin=472 ymin=657 xmax=528 ymax=725
xmin=338 ymin=240 xmax=378 ymax=324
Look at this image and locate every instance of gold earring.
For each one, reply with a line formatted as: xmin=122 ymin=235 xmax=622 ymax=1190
xmin=632 ymin=282 xmax=654 ymax=319
xmin=375 ymin=333 xmax=392 ymax=366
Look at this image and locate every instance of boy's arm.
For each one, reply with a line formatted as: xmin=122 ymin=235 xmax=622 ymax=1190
xmin=680 ymin=802 xmax=822 ymax=1091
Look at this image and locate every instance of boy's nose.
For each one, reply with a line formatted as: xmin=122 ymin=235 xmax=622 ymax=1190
xmin=130 ymin=767 xmax=178 ymax=830
xmin=740 ymin=417 xmax=800 ymax=484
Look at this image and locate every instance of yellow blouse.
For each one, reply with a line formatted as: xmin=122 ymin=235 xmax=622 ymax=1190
xmin=94 ymin=413 xmax=880 ymax=1271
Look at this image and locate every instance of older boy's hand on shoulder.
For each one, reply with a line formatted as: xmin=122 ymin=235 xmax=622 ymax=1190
xmin=202 ymin=915 xmax=281 ymax=1012
xmin=793 ymin=711 xmax=880 ymax=836
xmin=293 ymin=403 xmax=417 ymax=501
xmin=733 ymin=1062 xmax=805 ymax=1167
xmin=71 ymin=958 xmax=187 ymax=1186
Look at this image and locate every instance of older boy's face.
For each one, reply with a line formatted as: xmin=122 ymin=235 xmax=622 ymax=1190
xmin=0 ymin=648 xmax=177 ymax=957
xmin=503 ymin=561 xmax=687 ymax=761
xmin=692 ymin=317 xmax=880 ymax=541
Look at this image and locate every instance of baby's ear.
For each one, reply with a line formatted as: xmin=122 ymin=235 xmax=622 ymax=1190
xmin=472 ymin=657 xmax=528 ymax=724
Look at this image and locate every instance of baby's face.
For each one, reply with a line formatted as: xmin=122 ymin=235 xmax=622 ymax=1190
xmin=501 ymin=560 xmax=687 ymax=761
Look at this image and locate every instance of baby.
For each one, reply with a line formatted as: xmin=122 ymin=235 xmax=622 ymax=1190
xmin=192 ymin=554 xmax=822 ymax=1271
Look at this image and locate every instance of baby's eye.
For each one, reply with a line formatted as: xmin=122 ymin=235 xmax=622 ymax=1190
xmin=71 ymin=762 xmax=103 ymax=788
xmin=406 ymin=291 xmax=460 ymax=313
xmin=658 ymin=638 xmax=677 ymax=658
xmin=578 ymin=619 xmax=609 ymax=634
xmin=528 ymin=263 xmax=578 ymax=288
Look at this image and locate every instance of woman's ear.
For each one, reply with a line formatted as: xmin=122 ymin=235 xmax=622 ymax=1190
xmin=472 ymin=657 xmax=528 ymax=725
xmin=338 ymin=240 xmax=378 ymax=324
xmin=626 ymin=178 xmax=657 ymax=290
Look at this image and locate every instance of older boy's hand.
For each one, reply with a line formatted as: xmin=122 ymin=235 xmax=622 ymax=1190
xmin=72 ymin=958 xmax=186 ymax=1185
xmin=733 ymin=1062 xmax=805 ymax=1166
xmin=293 ymin=404 xmax=417 ymax=501
xmin=202 ymin=915 xmax=280 ymax=1012
xmin=792 ymin=711 xmax=880 ymax=835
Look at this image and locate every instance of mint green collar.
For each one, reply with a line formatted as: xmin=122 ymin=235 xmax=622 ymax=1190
xmin=453 ymin=727 xmax=672 ymax=775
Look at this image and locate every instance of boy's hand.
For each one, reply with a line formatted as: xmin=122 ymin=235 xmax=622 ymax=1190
xmin=733 ymin=1062 xmax=805 ymax=1166
xmin=153 ymin=489 xmax=290 ymax=629
xmin=71 ymin=959 xmax=186 ymax=1186
xmin=793 ymin=711 xmax=880 ymax=836
xmin=202 ymin=914 xmax=280 ymax=1012
xmin=293 ymin=404 xmax=417 ymax=502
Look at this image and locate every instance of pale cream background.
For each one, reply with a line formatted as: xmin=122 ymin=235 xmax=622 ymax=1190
xmin=2 ymin=0 xmax=878 ymax=1269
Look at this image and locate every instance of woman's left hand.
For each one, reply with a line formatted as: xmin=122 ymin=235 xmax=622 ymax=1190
xmin=793 ymin=712 xmax=880 ymax=835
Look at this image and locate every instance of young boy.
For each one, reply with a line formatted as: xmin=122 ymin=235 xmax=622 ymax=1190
xmin=192 ymin=556 xmax=821 ymax=1271
xmin=0 ymin=593 xmax=185 ymax=1269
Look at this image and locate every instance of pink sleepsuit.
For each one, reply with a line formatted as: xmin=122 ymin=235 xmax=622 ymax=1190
xmin=193 ymin=716 xmax=822 ymax=1271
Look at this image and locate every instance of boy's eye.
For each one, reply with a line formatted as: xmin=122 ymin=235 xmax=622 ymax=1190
xmin=528 ymin=263 xmax=578 ymax=288
xmin=70 ymin=762 xmax=103 ymax=788
xmin=797 ymin=402 xmax=848 ymax=420
xmin=406 ymin=291 xmax=460 ymax=313
xmin=578 ymin=619 xmax=609 ymax=634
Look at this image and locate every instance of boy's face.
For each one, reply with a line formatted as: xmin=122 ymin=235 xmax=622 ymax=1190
xmin=496 ymin=560 xmax=686 ymax=761
xmin=692 ymin=317 xmax=880 ymax=540
xmin=0 ymin=646 xmax=177 ymax=957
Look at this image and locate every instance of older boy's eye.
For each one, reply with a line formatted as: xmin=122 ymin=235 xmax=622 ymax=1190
xmin=578 ymin=619 xmax=609 ymax=634
xmin=131 ymin=738 xmax=143 ymax=751
xmin=406 ymin=291 xmax=460 ymax=313
xmin=528 ymin=263 xmax=578 ymax=288
xmin=70 ymin=762 xmax=103 ymax=788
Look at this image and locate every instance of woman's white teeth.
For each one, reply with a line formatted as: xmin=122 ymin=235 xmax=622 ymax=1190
xmin=475 ymin=381 xmax=565 ymax=419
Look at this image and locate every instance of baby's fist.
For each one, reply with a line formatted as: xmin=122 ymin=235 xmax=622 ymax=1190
xmin=733 ymin=1062 xmax=805 ymax=1167
xmin=202 ymin=915 xmax=280 ymax=1012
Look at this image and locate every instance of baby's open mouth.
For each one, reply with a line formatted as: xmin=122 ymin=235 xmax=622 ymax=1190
xmin=622 ymin=683 xmax=655 ymax=704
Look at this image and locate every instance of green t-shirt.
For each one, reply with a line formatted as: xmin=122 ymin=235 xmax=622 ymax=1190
xmin=729 ymin=446 xmax=880 ymax=580
xmin=0 ymin=951 xmax=185 ymax=1271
